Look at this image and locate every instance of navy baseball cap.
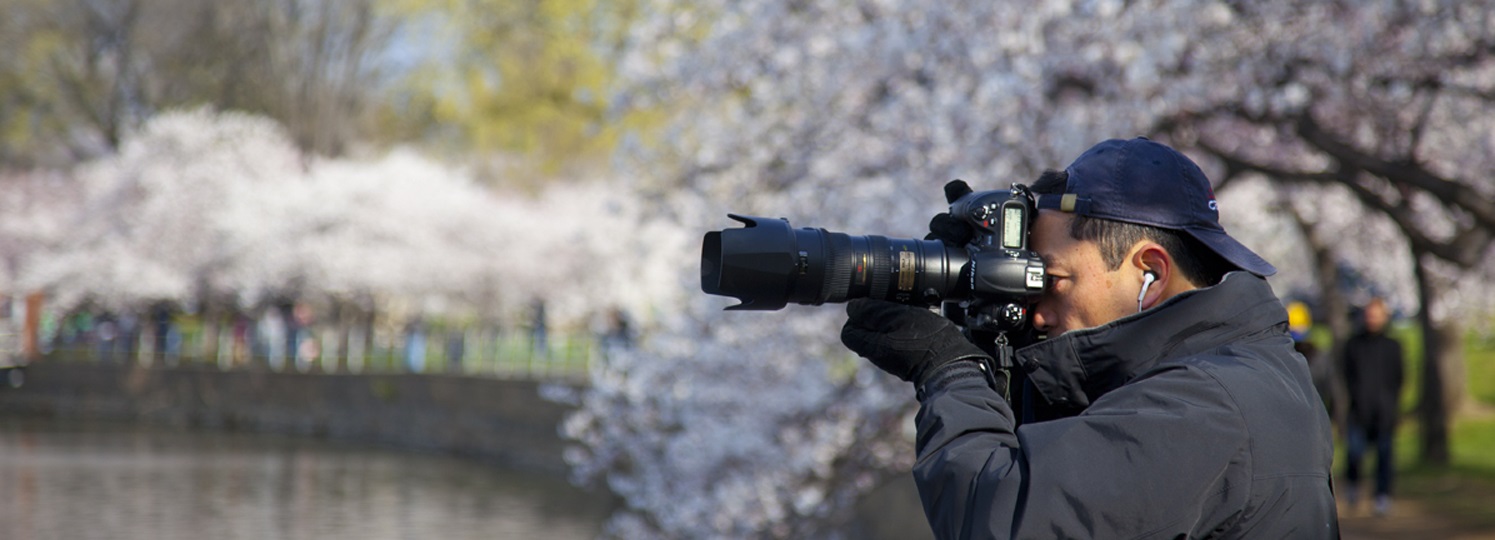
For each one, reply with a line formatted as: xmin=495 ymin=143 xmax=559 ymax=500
xmin=1036 ymin=137 xmax=1277 ymax=277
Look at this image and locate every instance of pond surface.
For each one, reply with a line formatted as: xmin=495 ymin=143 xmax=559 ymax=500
xmin=0 ymin=417 xmax=614 ymax=540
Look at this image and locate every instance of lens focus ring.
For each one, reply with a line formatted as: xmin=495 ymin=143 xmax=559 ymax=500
xmin=823 ymin=232 xmax=854 ymax=303
xmin=868 ymin=236 xmax=892 ymax=301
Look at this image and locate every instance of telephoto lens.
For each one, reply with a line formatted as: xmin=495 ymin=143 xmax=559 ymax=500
xmin=701 ymin=214 xmax=968 ymax=310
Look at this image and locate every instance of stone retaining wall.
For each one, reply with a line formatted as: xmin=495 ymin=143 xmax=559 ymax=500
xmin=0 ymin=362 xmax=572 ymax=474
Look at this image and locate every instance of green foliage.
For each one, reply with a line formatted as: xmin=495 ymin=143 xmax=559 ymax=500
xmin=0 ymin=0 xmax=87 ymax=166
xmin=395 ymin=0 xmax=650 ymax=178
xmin=1467 ymin=336 xmax=1495 ymax=407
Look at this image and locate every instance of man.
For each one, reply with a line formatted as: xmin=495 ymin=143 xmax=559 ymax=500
xmin=1341 ymin=297 xmax=1404 ymax=515
xmin=841 ymin=138 xmax=1338 ymax=538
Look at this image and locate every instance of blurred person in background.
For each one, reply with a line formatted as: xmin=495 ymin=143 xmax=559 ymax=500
xmin=1341 ymin=297 xmax=1404 ymax=516
xmin=404 ymin=317 xmax=427 ymax=373
xmin=529 ymin=299 xmax=548 ymax=360
xmin=1289 ymin=301 xmax=1338 ymax=421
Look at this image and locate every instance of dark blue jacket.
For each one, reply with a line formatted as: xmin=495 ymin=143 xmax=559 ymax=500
xmin=1342 ymin=329 xmax=1404 ymax=437
xmin=913 ymin=273 xmax=1338 ymax=539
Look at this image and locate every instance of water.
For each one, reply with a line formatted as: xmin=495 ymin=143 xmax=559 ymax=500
xmin=0 ymin=418 xmax=614 ymax=540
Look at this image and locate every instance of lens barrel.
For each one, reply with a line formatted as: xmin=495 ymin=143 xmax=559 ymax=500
xmin=701 ymin=215 xmax=968 ymax=310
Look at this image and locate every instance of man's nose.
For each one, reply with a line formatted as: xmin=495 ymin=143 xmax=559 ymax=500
xmin=1031 ymin=305 xmax=1052 ymax=333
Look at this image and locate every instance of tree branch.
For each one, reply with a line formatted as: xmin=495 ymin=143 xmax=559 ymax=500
xmin=1294 ymin=113 xmax=1495 ymax=230
xmin=1193 ymin=137 xmax=1489 ymax=268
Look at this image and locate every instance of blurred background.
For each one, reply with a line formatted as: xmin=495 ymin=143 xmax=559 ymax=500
xmin=1 ymin=0 xmax=1494 ymax=539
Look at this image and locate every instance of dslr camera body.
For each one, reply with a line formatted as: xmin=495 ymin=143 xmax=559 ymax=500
xmin=701 ymin=183 xmax=1047 ymax=342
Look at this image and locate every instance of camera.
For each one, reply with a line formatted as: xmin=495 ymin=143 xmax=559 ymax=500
xmin=700 ymin=184 xmax=1046 ymax=336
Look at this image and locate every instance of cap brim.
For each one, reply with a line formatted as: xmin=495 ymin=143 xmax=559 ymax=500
xmin=1183 ymin=227 xmax=1278 ymax=277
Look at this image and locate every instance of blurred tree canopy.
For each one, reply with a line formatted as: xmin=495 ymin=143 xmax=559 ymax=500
xmin=0 ymin=0 xmax=401 ymax=164
xmin=0 ymin=0 xmax=652 ymax=179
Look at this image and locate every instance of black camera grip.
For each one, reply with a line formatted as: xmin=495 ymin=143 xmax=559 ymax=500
xmin=943 ymin=179 xmax=974 ymax=204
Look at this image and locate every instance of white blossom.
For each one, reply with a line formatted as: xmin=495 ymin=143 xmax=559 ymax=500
xmin=566 ymin=0 xmax=1495 ymax=537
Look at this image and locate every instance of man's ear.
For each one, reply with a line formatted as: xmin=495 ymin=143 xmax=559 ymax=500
xmin=1130 ymin=243 xmax=1175 ymax=310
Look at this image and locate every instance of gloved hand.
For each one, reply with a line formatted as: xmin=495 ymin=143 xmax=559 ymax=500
xmin=841 ymin=298 xmax=991 ymax=383
xmin=925 ymin=179 xmax=975 ymax=247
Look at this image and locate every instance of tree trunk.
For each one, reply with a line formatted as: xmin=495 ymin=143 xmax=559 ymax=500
xmin=1434 ymin=323 xmax=1467 ymax=416
xmin=1287 ymin=202 xmax=1352 ymax=433
xmin=1413 ymin=253 xmax=1450 ymax=466
xmin=362 ymin=304 xmax=378 ymax=372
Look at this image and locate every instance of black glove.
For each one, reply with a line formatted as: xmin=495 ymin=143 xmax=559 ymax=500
xmin=841 ymin=298 xmax=991 ymax=383
xmin=925 ymin=179 xmax=975 ymax=247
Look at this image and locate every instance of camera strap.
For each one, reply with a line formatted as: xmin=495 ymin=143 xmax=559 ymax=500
xmin=981 ymin=333 xmax=1015 ymax=401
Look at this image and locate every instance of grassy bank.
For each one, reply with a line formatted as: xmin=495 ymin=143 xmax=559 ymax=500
xmin=1390 ymin=415 xmax=1495 ymax=531
xmin=1398 ymin=335 xmax=1495 ymax=529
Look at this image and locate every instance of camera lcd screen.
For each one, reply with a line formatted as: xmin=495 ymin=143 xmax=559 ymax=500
xmin=1002 ymin=206 xmax=1023 ymax=249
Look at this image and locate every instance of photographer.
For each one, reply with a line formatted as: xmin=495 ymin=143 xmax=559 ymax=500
xmin=841 ymin=138 xmax=1338 ymax=538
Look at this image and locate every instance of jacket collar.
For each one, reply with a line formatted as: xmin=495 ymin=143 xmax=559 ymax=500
xmin=1015 ymin=272 xmax=1289 ymax=410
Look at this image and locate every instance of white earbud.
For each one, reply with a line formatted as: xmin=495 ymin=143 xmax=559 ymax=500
xmin=1138 ymin=271 xmax=1158 ymax=312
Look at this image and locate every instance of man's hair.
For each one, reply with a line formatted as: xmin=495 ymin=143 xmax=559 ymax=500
xmin=1031 ymin=169 xmax=1236 ymax=286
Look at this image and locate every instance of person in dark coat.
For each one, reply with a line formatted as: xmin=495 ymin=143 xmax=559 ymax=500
xmin=1341 ymin=297 xmax=1404 ymax=515
xmin=840 ymin=138 xmax=1338 ymax=538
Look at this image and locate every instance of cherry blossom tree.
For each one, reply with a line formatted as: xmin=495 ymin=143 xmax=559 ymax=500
xmin=18 ymin=108 xmax=691 ymax=372
xmin=571 ymin=2 xmax=1143 ymax=536
xmin=561 ymin=0 xmax=1495 ymax=536
xmin=0 ymin=169 xmax=75 ymax=359
xmin=1135 ymin=1 xmax=1495 ymax=463
xmin=0 ymin=170 xmax=73 ymax=298
xmin=22 ymin=109 xmax=305 ymax=314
